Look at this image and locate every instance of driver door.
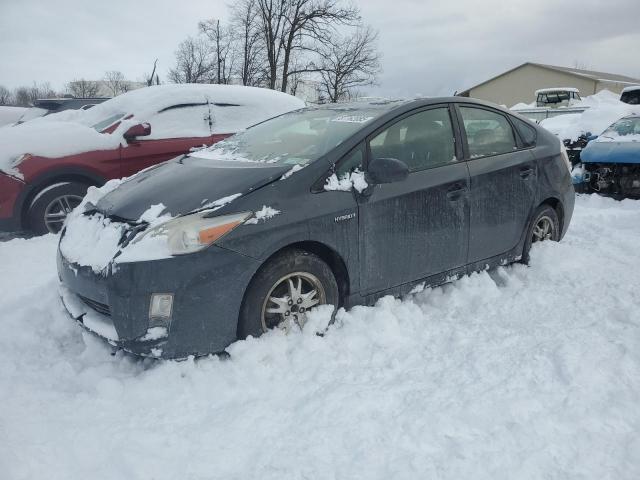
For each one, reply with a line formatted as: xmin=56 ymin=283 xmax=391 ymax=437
xmin=120 ymin=102 xmax=214 ymax=177
xmin=358 ymin=105 xmax=470 ymax=295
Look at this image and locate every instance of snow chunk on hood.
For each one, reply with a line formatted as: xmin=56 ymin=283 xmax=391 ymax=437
xmin=0 ymin=121 xmax=129 ymax=178
xmin=59 ymin=180 xmax=126 ymax=274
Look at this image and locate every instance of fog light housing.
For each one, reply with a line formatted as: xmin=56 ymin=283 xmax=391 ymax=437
xmin=149 ymin=293 xmax=173 ymax=327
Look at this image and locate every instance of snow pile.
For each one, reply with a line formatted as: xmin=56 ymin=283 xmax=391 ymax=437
xmin=324 ymin=169 xmax=368 ymax=193
xmin=540 ymin=90 xmax=640 ymax=141
xmin=0 ymin=106 xmax=27 ymax=127
xmin=2 ymin=195 xmax=640 ymax=479
xmin=245 ymin=205 xmax=280 ymax=224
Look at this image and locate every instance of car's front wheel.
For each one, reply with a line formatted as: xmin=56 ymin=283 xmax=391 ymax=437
xmin=238 ymin=249 xmax=339 ymax=339
xmin=27 ymin=182 xmax=89 ymax=235
xmin=521 ymin=204 xmax=560 ymax=264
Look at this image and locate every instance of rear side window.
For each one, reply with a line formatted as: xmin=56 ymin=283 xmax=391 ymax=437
xmin=459 ymin=106 xmax=517 ymax=158
xmin=511 ymin=117 xmax=537 ymax=147
xmin=369 ymin=107 xmax=456 ymax=172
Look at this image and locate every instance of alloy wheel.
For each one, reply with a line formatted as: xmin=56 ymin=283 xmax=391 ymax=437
xmin=261 ymin=272 xmax=326 ymax=332
xmin=44 ymin=194 xmax=83 ymax=233
xmin=532 ymin=215 xmax=555 ymax=243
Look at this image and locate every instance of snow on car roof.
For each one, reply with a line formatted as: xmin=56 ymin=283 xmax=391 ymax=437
xmin=535 ymin=87 xmax=580 ymax=95
xmin=56 ymin=84 xmax=305 ymax=126
xmin=0 ymin=85 xmax=305 ymax=178
xmin=622 ymin=85 xmax=640 ymax=93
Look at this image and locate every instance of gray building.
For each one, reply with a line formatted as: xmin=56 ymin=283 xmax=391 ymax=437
xmin=458 ymin=62 xmax=640 ymax=108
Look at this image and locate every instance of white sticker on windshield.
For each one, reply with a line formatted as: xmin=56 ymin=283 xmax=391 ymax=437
xmin=331 ymin=115 xmax=374 ymax=124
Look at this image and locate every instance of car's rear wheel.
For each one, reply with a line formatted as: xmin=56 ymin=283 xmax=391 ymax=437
xmin=27 ymin=182 xmax=89 ymax=235
xmin=521 ymin=204 xmax=560 ymax=264
xmin=238 ymin=249 xmax=339 ymax=339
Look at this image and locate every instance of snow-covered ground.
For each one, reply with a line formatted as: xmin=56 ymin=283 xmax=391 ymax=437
xmin=1 ymin=194 xmax=640 ymax=480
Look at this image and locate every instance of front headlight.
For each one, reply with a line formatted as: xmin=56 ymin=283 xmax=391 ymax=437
xmin=132 ymin=211 xmax=252 ymax=256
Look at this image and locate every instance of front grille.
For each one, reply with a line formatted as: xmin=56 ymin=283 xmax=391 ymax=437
xmin=78 ymin=294 xmax=111 ymax=317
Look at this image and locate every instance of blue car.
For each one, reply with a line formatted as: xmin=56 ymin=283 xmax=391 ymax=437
xmin=578 ymin=115 xmax=640 ymax=197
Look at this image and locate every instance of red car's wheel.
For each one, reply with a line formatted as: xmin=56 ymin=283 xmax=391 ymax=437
xmin=27 ymin=182 xmax=89 ymax=235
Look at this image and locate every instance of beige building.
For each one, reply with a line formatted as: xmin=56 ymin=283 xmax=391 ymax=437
xmin=458 ymin=62 xmax=640 ymax=108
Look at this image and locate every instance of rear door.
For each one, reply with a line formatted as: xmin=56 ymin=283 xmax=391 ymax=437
xmin=456 ymin=104 xmax=537 ymax=263
xmin=358 ymin=105 xmax=469 ymax=295
xmin=119 ymin=102 xmax=213 ymax=177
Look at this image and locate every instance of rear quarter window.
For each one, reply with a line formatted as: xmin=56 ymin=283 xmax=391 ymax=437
xmin=511 ymin=117 xmax=537 ymax=147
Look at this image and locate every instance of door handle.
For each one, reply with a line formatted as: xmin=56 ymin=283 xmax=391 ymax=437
xmin=519 ymin=166 xmax=534 ymax=178
xmin=446 ymin=184 xmax=467 ymax=201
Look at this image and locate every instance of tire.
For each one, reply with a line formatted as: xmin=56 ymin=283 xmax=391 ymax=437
xmin=521 ymin=204 xmax=560 ymax=264
xmin=238 ymin=249 xmax=339 ymax=339
xmin=27 ymin=182 xmax=89 ymax=235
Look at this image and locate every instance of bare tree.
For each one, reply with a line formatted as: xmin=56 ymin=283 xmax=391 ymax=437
xmin=168 ymin=36 xmax=215 ymax=83
xmin=318 ymin=27 xmax=380 ymax=102
xmin=0 ymin=85 xmax=13 ymax=105
xmin=230 ymin=0 xmax=266 ymax=86
xmin=67 ymin=79 xmax=100 ymax=98
xmin=104 ymin=70 xmax=127 ymax=96
xmin=12 ymin=82 xmax=57 ymax=106
xmin=254 ymin=0 xmax=359 ymax=93
xmin=14 ymin=87 xmax=31 ymax=106
xmin=199 ymin=19 xmax=235 ymax=84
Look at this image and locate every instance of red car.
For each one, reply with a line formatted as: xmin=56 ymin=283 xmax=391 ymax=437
xmin=0 ymin=84 xmax=304 ymax=234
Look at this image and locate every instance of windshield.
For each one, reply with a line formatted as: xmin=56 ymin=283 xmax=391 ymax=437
xmin=190 ymin=107 xmax=382 ymax=166
xmin=601 ymin=117 xmax=640 ymax=139
xmin=91 ymin=113 xmax=125 ymax=132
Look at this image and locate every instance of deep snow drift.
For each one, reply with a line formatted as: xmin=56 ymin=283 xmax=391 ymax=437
xmin=1 ymin=195 xmax=640 ymax=480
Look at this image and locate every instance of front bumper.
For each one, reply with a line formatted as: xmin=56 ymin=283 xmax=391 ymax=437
xmin=57 ymin=244 xmax=261 ymax=359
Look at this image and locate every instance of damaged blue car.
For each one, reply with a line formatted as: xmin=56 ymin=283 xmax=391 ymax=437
xmin=576 ymin=115 xmax=640 ymax=198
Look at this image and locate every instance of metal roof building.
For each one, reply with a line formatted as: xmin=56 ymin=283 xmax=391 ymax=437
xmin=458 ymin=62 xmax=640 ymax=108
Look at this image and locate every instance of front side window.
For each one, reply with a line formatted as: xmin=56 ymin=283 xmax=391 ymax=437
xmin=511 ymin=117 xmax=537 ymax=148
xmin=368 ymin=107 xmax=456 ymax=172
xmin=148 ymin=104 xmax=212 ymax=139
xmin=91 ymin=113 xmax=126 ymax=132
xmin=459 ymin=106 xmax=517 ymax=158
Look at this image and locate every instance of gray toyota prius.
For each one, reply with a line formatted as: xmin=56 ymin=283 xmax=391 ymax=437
xmin=57 ymin=97 xmax=575 ymax=359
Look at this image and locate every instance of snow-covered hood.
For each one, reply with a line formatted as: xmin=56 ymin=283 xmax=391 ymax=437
xmin=581 ymin=140 xmax=640 ymax=164
xmin=96 ymin=156 xmax=291 ymax=220
xmin=0 ymin=117 xmax=129 ymax=178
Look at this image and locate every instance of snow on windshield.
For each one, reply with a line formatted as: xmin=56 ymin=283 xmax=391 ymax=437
xmin=190 ymin=107 xmax=379 ymax=167
xmin=596 ymin=117 xmax=640 ymax=142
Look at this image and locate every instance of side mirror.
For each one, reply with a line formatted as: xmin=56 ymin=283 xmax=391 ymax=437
xmin=367 ymin=157 xmax=409 ymax=184
xmin=123 ymin=122 xmax=151 ymax=141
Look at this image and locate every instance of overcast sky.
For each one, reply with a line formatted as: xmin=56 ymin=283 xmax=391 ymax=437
xmin=1 ymin=0 xmax=639 ymax=98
